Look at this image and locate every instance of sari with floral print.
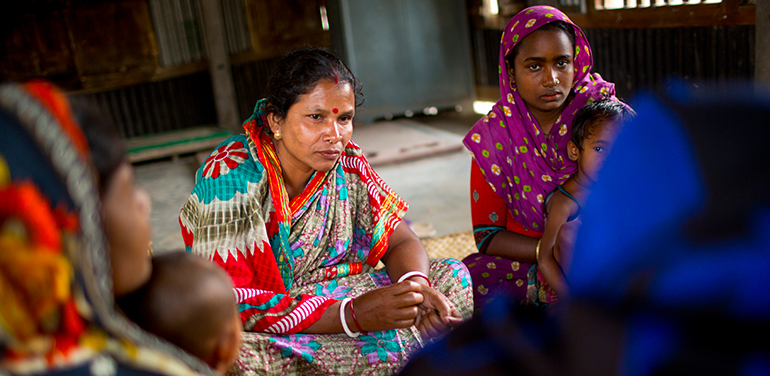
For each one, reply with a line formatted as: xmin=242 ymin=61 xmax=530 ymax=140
xmin=462 ymin=6 xmax=625 ymax=308
xmin=179 ymin=100 xmax=473 ymax=375
xmin=463 ymin=5 xmax=619 ymax=232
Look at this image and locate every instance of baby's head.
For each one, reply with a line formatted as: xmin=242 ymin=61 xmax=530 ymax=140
xmin=568 ymin=99 xmax=634 ymax=183
xmin=118 ymin=251 xmax=242 ymax=374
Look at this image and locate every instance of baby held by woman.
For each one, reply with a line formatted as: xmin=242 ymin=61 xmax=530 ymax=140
xmin=72 ymin=97 xmax=242 ymax=374
xmin=532 ymin=99 xmax=634 ymax=303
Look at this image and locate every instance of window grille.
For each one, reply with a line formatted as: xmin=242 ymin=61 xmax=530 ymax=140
xmin=593 ymin=0 xmax=722 ymax=10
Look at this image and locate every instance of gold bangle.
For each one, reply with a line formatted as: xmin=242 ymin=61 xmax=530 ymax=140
xmin=535 ymin=238 xmax=542 ymax=262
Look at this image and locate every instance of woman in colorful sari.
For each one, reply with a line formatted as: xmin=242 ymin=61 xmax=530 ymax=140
xmin=462 ymin=6 xmax=623 ymax=309
xmin=179 ymin=48 xmax=473 ymax=375
xmin=0 ymin=81 xmax=213 ymax=376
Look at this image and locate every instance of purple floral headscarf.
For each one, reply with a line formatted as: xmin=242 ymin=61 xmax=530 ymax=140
xmin=463 ymin=5 xmax=618 ymax=231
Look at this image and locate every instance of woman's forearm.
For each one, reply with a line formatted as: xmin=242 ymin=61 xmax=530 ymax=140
xmin=303 ymin=223 xmax=430 ymax=334
xmin=483 ymin=230 xmax=540 ymax=263
xmin=301 ymin=300 xmax=344 ymax=333
xmin=380 ymin=223 xmax=430 ymax=286
xmin=302 ymin=275 xmax=426 ymax=334
xmin=384 ymin=240 xmax=430 ymax=285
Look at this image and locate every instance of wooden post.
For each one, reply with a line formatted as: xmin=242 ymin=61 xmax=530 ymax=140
xmin=199 ymin=0 xmax=240 ymax=130
xmin=756 ymin=0 xmax=770 ymax=84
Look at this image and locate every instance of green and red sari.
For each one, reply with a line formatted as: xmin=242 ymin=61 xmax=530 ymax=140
xmin=179 ymin=100 xmax=472 ymax=375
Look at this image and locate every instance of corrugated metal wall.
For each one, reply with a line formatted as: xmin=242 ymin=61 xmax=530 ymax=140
xmin=471 ymin=28 xmax=503 ymax=92
xmin=73 ymin=0 xmax=263 ymax=138
xmin=584 ymin=26 xmax=755 ymax=98
xmin=71 ymin=71 xmax=218 ymax=139
xmin=232 ymin=57 xmax=281 ymax=121
xmin=149 ymin=0 xmax=206 ymax=66
xmin=471 ymin=25 xmax=755 ymax=99
xmin=148 ymin=0 xmax=252 ymax=65
xmin=219 ymin=0 xmax=252 ymax=55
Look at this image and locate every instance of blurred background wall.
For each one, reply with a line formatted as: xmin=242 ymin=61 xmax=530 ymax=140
xmin=0 ymin=0 xmax=763 ymax=161
xmin=471 ymin=0 xmax=758 ymax=101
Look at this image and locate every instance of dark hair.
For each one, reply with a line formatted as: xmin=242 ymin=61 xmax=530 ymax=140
xmin=69 ymin=97 xmax=126 ymax=194
xmin=265 ymin=47 xmax=364 ymax=122
xmin=504 ymin=21 xmax=577 ymax=75
xmin=116 ymin=251 xmax=235 ymax=364
xmin=571 ymin=99 xmax=633 ymax=149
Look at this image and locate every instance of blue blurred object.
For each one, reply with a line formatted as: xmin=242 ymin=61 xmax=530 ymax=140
xmin=568 ymin=92 xmax=705 ymax=304
xmin=572 ymin=81 xmax=770 ymax=318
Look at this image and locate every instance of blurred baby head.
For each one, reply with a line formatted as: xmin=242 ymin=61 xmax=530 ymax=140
xmin=118 ymin=251 xmax=242 ymax=374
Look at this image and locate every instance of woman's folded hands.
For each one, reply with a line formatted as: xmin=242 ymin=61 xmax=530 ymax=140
xmin=352 ymin=280 xmax=425 ymax=331
xmin=413 ymin=285 xmax=464 ymax=339
xmin=351 ymin=281 xmax=463 ymax=339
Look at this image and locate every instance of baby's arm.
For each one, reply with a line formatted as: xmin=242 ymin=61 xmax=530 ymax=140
xmin=539 ymin=192 xmax=578 ymax=298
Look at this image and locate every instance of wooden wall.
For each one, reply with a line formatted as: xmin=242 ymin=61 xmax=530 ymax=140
xmin=1 ymin=0 xmax=328 ymax=92
xmin=0 ymin=0 xmax=328 ymax=138
xmin=1 ymin=0 xmax=160 ymax=92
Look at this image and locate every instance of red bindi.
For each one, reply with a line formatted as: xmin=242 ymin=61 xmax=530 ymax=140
xmin=332 ymin=108 xmax=338 ymax=114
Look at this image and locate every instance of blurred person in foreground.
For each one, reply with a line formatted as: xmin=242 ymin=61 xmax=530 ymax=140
xmin=0 ymin=81 xmax=214 ymax=376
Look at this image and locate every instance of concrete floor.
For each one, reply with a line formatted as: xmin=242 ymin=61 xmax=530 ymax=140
xmin=135 ymin=110 xmax=480 ymax=253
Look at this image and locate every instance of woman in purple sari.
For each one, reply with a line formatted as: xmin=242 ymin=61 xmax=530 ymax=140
xmin=462 ymin=6 xmax=622 ymax=309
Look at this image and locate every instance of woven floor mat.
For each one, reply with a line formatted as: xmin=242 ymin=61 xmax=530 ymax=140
xmin=420 ymin=231 xmax=477 ymax=261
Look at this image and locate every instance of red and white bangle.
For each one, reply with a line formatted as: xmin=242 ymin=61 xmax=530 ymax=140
xmin=350 ymin=298 xmax=364 ymax=332
xmin=339 ymin=298 xmax=359 ymax=338
xmin=397 ymin=271 xmax=431 ymax=287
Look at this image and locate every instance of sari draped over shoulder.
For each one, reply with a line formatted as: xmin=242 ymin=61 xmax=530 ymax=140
xmin=0 ymin=81 xmax=212 ymax=376
xmin=462 ymin=6 xmax=630 ymax=308
xmin=179 ymin=100 xmax=473 ymax=375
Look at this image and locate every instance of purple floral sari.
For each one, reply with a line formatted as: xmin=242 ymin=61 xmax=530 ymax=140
xmin=463 ymin=5 xmax=617 ymax=232
xmin=462 ymin=6 xmax=620 ymax=308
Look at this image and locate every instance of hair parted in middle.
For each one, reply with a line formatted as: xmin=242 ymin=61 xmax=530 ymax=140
xmin=265 ymin=47 xmax=364 ymax=122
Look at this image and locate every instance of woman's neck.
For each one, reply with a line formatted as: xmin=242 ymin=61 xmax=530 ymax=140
xmin=528 ymin=93 xmax=573 ymax=135
xmin=282 ymin=172 xmax=311 ymax=200
xmin=275 ymin=149 xmax=313 ymax=201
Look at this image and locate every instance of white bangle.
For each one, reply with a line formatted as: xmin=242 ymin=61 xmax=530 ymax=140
xmin=339 ymin=298 xmax=359 ymax=338
xmin=397 ymin=271 xmax=430 ymax=285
